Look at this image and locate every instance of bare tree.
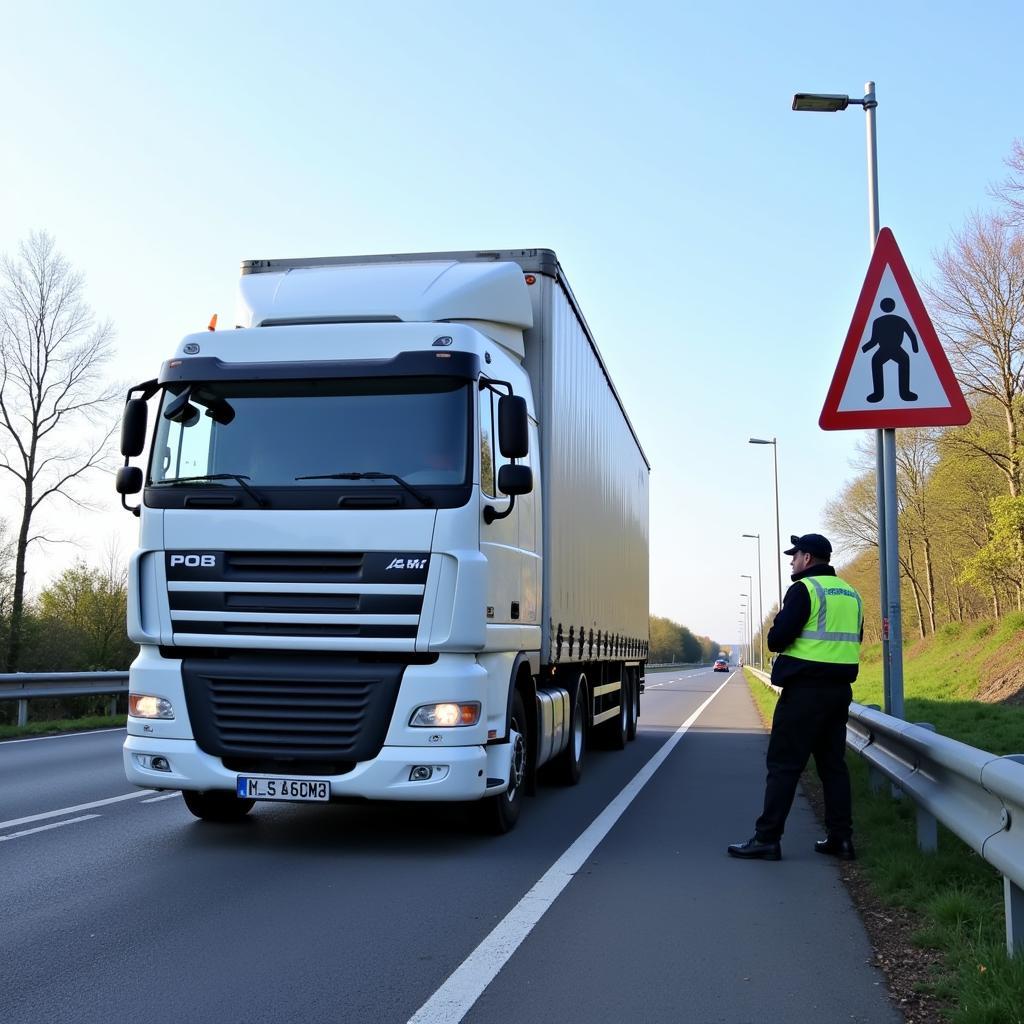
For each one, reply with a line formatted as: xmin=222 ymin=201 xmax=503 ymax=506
xmin=926 ymin=213 xmax=1024 ymax=497
xmin=0 ymin=232 xmax=118 ymax=671
xmin=990 ymin=138 xmax=1024 ymax=227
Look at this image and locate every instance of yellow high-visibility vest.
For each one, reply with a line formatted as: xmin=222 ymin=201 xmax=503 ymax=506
xmin=785 ymin=574 xmax=863 ymax=665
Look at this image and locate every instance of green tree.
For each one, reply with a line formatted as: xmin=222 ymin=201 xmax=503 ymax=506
xmin=36 ymin=558 xmax=135 ymax=670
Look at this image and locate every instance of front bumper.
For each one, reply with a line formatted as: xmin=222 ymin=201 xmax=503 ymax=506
xmin=124 ymin=735 xmax=500 ymax=801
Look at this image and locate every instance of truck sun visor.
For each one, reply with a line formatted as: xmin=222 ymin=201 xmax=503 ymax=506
xmin=158 ymin=351 xmax=481 ymax=385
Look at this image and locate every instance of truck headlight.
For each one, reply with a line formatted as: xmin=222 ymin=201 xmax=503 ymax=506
xmin=409 ymin=702 xmax=480 ymax=727
xmin=129 ymin=694 xmax=175 ymax=719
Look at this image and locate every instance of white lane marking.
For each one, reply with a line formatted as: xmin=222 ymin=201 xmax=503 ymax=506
xmin=407 ymin=673 xmax=733 ymax=1024
xmin=0 ymin=727 xmax=126 ymax=746
xmin=141 ymin=792 xmax=181 ymax=804
xmin=0 ymin=790 xmax=150 ymax=831
xmin=0 ymin=814 xmax=101 ymax=842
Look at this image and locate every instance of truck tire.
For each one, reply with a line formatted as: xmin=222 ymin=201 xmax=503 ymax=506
xmin=182 ymin=789 xmax=255 ymax=822
xmin=602 ymin=677 xmax=628 ymax=750
xmin=477 ymin=690 xmax=527 ymax=834
xmin=552 ymin=672 xmax=587 ymax=785
xmin=626 ymin=669 xmax=639 ymax=741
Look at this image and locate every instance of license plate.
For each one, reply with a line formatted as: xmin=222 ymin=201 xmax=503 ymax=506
xmin=236 ymin=776 xmax=331 ymax=802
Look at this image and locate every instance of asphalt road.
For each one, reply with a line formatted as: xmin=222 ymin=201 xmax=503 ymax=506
xmin=1 ymin=669 xmax=900 ymax=1024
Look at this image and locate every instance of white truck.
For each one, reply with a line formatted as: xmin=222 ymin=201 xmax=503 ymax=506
xmin=116 ymin=249 xmax=649 ymax=832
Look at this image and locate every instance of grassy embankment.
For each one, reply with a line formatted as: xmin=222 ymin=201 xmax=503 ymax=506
xmin=744 ymin=614 xmax=1024 ymax=1024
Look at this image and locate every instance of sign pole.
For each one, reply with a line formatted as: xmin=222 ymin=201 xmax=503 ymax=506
xmin=883 ymin=426 xmax=904 ymax=717
xmin=864 ymin=81 xmax=893 ymax=714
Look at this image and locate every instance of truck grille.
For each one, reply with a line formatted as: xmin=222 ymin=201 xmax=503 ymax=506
xmin=181 ymin=653 xmax=404 ymax=764
xmin=165 ymin=550 xmax=429 ymax=646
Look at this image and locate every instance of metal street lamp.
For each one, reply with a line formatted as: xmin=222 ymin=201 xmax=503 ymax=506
xmin=738 ymin=610 xmax=747 ymax=667
xmin=742 ymin=533 xmax=764 ymax=668
xmin=792 ymin=81 xmax=901 ymax=718
xmin=749 ymin=437 xmax=782 ymax=614
xmin=741 ymin=578 xmax=753 ymax=669
xmin=740 ymin=597 xmax=751 ymax=667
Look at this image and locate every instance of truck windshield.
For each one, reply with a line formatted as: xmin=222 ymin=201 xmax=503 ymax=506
xmin=150 ymin=376 xmax=470 ymax=490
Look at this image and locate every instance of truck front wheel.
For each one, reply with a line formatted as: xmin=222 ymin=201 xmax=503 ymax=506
xmin=182 ymin=789 xmax=255 ymax=822
xmin=477 ymin=690 xmax=527 ymax=834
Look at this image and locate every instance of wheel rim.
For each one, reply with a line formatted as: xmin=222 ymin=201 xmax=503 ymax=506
xmin=573 ymin=684 xmax=585 ymax=760
xmin=508 ymin=715 xmax=526 ymax=800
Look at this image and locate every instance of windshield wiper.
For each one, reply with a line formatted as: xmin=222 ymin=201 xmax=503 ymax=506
xmin=294 ymin=471 xmax=434 ymax=507
xmin=152 ymin=473 xmax=268 ymax=508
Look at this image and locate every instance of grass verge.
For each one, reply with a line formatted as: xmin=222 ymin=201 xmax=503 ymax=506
xmin=0 ymin=714 xmax=125 ymax=741
xmin=743 ymin=668 xmax=1024 ymax=1024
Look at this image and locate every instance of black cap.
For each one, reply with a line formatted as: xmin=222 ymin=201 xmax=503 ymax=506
xmin=784 ymin=533 xmax=832 ymax=559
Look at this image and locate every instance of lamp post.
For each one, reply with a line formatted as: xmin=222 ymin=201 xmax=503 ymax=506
xmin=741 ymin=577 xmax=753 ymax=667
xmin=792 ymin=82 xmax=901 ymax=717
xmin=749 ymin=437 xmax=782 ymax=614
xmin=740 ymin=597 xmax=750 ymax=667
xmin=742 ymin=533 xmax=764 ymax=668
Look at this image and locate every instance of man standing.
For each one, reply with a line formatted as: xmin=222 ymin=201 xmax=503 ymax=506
xmin=728 ymin=533 xmax=863 ymax=862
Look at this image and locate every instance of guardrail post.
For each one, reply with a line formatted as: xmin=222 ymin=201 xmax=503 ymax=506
xmin=17 ymin=698 xmax=29 ymax=726
xmin=914 ymin=724 xmax=938 ymax=853
xmin=107 ymin=697 xmax=118 ymax=717
xmin=1003 ymin=754 xmax=1024 ymax=956
xmin=1007 ymin=877 xmax=1024 ymax=958
xmin=864 ymin=705 xmax=885 ymax=794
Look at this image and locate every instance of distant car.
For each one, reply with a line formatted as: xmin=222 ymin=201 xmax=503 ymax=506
xmin=713 ymin=658 xmax=729 ymax=672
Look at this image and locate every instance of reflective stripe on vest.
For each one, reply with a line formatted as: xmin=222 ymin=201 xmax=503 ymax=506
xmin=786 ymin=575 xmax=863 ymax=665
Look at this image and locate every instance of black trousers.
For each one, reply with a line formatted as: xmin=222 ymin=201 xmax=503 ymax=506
xmin=755 ymin=684 xmax=853 ymax=842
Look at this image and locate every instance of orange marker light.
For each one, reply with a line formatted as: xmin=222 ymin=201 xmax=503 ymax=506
xmin=207 ymin=313 xmax=218 ymax=332
xmin=524 ymin=274 xmax=536 ymax=286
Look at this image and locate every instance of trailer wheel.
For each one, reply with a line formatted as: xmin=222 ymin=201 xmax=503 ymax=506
xmin=182 ymin=790 xmax=255 ymax=822
xmin=478 ymin=690 xmax=527 ymax=834
xmin=602 ymin=677 xmax=628 ymax=751
xmin=553 ymin=673 xmax=587 ymax=785
xmin=626 ymin=669 xmax=639 ymax=741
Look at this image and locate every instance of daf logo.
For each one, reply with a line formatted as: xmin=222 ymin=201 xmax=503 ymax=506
xmin=386 ymin=557 xmax=428 ymax=570
xmin=169 ymin=554 xmax=217 ymax=568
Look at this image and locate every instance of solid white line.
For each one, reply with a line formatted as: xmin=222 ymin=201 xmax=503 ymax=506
xmin=0 ymin=727 xmax=125 ymax=746
xmin=0 ymin=790 xmax=150 ymax=831
xmin=406 ymin=672 xmax=734 ymax=1024
xmin=141 ymin=792 xmax=181 ymax=803
xmin=0 ymin=814 xmax=101 ymax=842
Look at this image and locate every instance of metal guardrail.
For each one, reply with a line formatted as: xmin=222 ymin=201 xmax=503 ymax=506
xmin=0 ymin=672 xmax=129 ymax=727
xmin=746 ymin=666 xmax=1024 ymax=957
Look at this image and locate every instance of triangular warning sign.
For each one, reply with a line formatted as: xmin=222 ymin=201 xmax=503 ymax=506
xmin=820 ymin=227 xmax=971 ymax=430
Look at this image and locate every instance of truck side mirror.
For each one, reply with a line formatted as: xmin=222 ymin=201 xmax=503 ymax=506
xmin=121 ymin=398 xmax=149 ymax=457
xmin=498 ymin=395 xmax=529 ymax=459
xmin=116 ymin=466 xmax=143 ymax=495
xmin=498 ymin=464 xmax=533 ymax=496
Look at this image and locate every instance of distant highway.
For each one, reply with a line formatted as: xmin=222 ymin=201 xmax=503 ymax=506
xmin=1 ymin=669 xmax=899 ymax=1024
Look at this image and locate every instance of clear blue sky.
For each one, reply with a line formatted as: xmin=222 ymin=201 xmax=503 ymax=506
xmin=2 ymin=0 xmax=1020 ymax=645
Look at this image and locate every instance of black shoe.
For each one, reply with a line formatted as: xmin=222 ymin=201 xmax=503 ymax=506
xmin=814 ymin=835 xmax=856 ymax=860
xmin=866 ymin=392 xmax=883 ymax=403
xmin=727 ymin=836 xmax=781 ymax=860
xmin=900 ymin=391 xmax=918 ymax=402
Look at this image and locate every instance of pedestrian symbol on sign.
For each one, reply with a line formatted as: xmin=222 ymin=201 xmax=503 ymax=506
xmin=862 ymin=297 xmax=919 ymax=403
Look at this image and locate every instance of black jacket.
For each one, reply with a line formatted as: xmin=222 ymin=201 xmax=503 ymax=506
xmin=767 ymin=565 xmax=861 ymax=688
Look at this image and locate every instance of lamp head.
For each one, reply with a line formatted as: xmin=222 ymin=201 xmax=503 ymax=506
xmin=792 ymin=93 xmax=850 ymax=112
